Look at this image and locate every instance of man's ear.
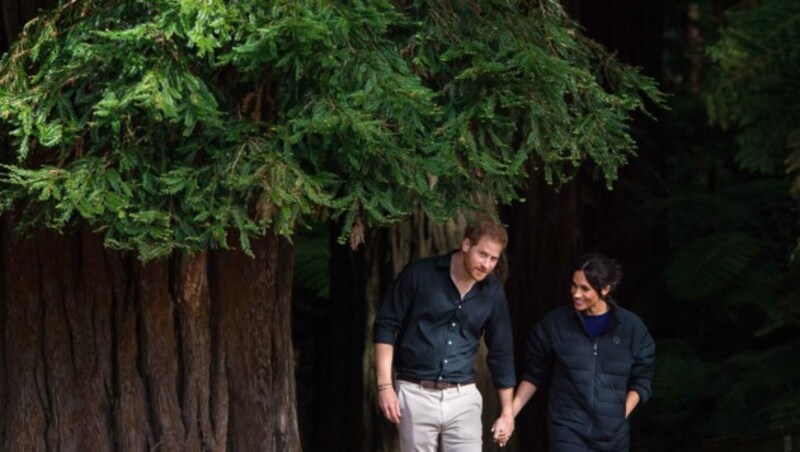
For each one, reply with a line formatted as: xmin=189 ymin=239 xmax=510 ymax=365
xmin=461 ymin=237 xmax=472 ymax=253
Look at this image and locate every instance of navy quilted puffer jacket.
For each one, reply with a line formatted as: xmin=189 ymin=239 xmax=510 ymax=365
xmin=522 ymin=302 xmax=655 ymax=451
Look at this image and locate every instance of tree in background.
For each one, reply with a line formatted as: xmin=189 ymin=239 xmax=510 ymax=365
xmin=0 ymin=0 xmax=659 ymax=450
xmin=637 ymin=1 xmax=800 ymax=448
xmin=705 ymin=0 xmax=800 ymax=248
xmin=700 ymin=0 xmax=800 ymax=436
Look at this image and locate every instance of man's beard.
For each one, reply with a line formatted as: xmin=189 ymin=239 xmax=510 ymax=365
xmin=464 ymin=259 xmax=488 ymax=282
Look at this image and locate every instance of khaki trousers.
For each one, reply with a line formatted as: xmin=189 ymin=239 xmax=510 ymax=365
xmin=396 ymin=380 xmax=483 ymax=452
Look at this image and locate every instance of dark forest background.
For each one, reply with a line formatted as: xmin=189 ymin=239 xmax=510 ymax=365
xmin=2 ymin=0 xmax=798 ymax=451
xmin=292 ymin=1 xmax=800 ymax=451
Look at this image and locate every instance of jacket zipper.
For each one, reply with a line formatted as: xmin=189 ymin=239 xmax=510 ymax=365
xmin=588 ymin=338 xmax=598 ymax=436
xmin=577 ymin=306 xmax=620 ymax=439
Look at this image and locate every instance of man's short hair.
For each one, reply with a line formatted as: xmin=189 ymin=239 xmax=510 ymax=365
xmin=463 ymin=214 xmax=508 ymax=248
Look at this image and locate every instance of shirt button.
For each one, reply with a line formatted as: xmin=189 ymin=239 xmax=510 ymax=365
xmin=438 ymin=376 xmax=443 ymax=380
xmin=458 ymin=305 xmax=462 ymax=309
xmin=451 ymin=322 xmax=456 ymax=327
xmin=448 ymin=340 xmax=452 ymax=345
xmin=444 ymin=359 xmax=448 ymax=364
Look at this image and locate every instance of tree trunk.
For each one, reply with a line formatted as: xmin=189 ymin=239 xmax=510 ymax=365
xmin=501 ymin=174 xmax=584 ymax=452
xmin=310 ymin=224 xmax=369 ymax=451
xmin=0 ymin=215 xmax=301 ymax=451
xmin=2 ymin=3 xmax=300 ymax=449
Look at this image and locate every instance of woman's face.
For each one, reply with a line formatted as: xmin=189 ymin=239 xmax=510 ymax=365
xmin=571 ymin=270 xmax=609 ymax=315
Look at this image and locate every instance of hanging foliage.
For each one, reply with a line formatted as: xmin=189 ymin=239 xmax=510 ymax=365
xmin=0 ymin=0 xmax=661 ymax=259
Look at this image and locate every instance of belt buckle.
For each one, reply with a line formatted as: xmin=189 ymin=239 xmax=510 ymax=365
xmin=416 ymin=380 xmax=432 ymax=389
xmin=434 ymin=381 xmax=451 ymax=390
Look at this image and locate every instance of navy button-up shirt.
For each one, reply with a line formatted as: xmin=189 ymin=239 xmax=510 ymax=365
xmin=373 ymin=251 xmax=516 ymax=388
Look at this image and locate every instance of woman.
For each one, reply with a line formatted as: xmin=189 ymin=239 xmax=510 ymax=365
xmin=511 ymin=253 xmax=655 ymax=451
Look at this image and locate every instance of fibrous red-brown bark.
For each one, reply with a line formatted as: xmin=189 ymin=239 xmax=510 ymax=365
xmin=0 ymin=216 xmax=300 ymax=451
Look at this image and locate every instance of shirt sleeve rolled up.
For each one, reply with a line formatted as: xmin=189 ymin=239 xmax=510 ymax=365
xmin=372 ymin=264 xmax=415 ymax=345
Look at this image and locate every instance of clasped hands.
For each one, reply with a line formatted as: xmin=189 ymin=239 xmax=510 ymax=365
xmin=380 ymin=384 xmax=515 ymax=447
xmin=491 ymin=413 xmax=514 ymax=448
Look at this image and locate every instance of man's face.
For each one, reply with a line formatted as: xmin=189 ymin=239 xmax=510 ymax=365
xmin=461 ymin=236 xmax=504 ymax=282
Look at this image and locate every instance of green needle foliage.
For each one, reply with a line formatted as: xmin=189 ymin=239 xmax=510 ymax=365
xmin=651 ymin=1 xmax=800 ymax=440
xmin=0 ymin=0 xmax=661 ymax=260
xmin=705 ymin=0 xmax=800 ymax=249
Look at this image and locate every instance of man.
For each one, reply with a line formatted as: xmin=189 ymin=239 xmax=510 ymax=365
xmin=373 ymin=215 xmax=515 ymax=451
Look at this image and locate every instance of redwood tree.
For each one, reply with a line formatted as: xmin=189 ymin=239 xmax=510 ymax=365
xmin=0 ymin=1 xmax=659 ymax=450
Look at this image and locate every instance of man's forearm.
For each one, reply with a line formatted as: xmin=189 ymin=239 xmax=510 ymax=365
xmin=375 ymin=342 xmax=402 ymax=424
xmin=491 ymin=387 xmax=516 ymax=446
xmin=375 ymin=343 xmax=395 ymax=385
xmin=497 ymin=387 xmax=514 ymax=417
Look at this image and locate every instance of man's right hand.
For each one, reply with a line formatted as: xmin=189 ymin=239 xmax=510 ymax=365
xmin=377 ymin=385 xmax=401 ymax=424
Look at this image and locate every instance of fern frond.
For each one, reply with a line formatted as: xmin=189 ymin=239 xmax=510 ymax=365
xmin=665 ymin=232 xmax=763 ymax=301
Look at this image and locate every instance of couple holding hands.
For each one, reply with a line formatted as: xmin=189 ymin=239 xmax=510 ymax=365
xmin=373 ymin=216 xmax=655 ymax=451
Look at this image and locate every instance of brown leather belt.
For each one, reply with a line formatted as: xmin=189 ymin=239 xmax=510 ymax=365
xmin=397 ymin=375 xmax=475 ymax=390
